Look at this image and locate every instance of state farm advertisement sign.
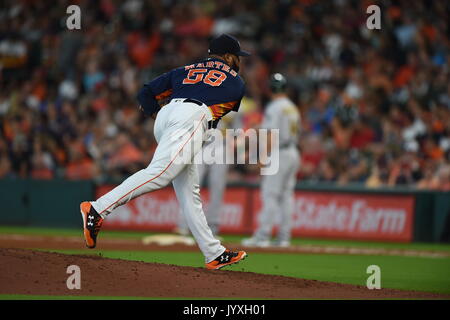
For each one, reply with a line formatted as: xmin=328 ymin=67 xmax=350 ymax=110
xmin=96 ymin=185 xmax=251 ymax=233
xmin=252 ymin=191 xmax=415 ymax=242
xmin=96 ymin=185 xmax=415 ymax=242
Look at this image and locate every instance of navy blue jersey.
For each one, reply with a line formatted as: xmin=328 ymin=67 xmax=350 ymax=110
xmin=137 ymin=57 xmax=245 ymax=127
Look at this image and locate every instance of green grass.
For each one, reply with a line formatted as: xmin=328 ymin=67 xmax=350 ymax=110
xmin=0 ymin=294 xmax=246 ymax=300
xmin=2 ymin=225 xmax=450 ymax=297
xmin=225 ymin=235 xmax=450 ymax=252
xmin=0 ymin=294 xmax=153 ymax=300
xmin=0 ymin=225 xmax=152 ymax=240
xmin=2 ymin=225 xmax=450 ymax=252
xmin=42 ymin=249 xmax=450 ymax=295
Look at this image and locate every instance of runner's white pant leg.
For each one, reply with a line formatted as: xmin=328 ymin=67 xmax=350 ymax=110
xmin=197 ymin=162 xmax=208 ymax=185
xmin=172 ymin=163 xmax=225 ymax=263
xmin=277 ymin=148 xmax=300 ymax=242
xmin=253 ymin=148 xmax=298 ymax=241
xmin=206 ymin=162 xmax=228 ymax=234
xmin=253 ymin=172 xmax=282 ymax=241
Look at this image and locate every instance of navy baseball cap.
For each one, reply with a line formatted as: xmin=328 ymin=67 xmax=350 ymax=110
xmin=208 ymin=34 xmax=251 ymax=57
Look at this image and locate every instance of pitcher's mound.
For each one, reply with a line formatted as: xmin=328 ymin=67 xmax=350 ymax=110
xmin=0 ymin=248 xmax=445 ymax=299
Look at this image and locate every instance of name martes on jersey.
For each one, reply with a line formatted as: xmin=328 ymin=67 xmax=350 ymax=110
xmin=185 ymin=61 xmax=238 ymax=77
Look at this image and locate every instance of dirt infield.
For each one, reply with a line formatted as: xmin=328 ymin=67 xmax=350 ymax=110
xmin=0 ymin=248 xmax=448 ymax=299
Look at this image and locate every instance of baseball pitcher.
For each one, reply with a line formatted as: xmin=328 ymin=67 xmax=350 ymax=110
xmin=176 ymin=112 xmax=237 ymax=237
xmin=242 ymin=73 xmax=301 ymax=247
xmin=80 ymin=34 xmax=250 ymax=270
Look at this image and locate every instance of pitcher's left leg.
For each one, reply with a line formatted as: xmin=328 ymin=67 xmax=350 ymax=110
xmin=175 ymin=142 xmax=209 ymax=236
xmin=172 ymin=163 xmax=225 ymax=263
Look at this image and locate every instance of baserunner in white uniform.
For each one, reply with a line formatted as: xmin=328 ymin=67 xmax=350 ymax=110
xmin=80 ymin=34 xmax=250 ymax=270
xmin=242 ymin=73 xmax=301 ymax=248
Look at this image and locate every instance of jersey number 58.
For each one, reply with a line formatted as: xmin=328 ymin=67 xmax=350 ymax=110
xmin=183 ymin=69 xmax=227 ymax=87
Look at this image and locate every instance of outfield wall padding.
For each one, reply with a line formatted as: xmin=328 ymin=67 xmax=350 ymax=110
xmin=0 ymin=179 xmax=93 ymax=228
xmin=0 ymin=179 xmax=448 ymax=242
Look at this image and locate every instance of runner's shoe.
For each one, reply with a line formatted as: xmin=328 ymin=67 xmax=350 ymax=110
xmin=241 ymin=237 xmax=271 ymax=248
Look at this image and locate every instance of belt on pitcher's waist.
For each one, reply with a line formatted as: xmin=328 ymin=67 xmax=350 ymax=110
xmin=170 ymin=98 xmax=214 ymax=129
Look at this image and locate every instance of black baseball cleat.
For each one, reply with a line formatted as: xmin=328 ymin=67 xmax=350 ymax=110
xmin=205 ymin=249 xmax=248 ymax=270
xmin=80 ymin=201 xmax=104 ymax=248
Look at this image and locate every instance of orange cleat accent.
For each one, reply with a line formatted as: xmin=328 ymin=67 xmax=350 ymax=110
xmin=205 ymin=249 xmax=247 ymax=270
xmin=80 ymin=201 xmax=103 ymax=249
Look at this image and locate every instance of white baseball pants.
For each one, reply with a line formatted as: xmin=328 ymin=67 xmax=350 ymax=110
xmin=199 ymin=162 xmax=229 ymax=235
xmin=178 ymin=140 xmax=229 ymax=236
xmin=253 ymin=147 xmax=300 ymax=242
xmin=91 ymin=99 xmax=225 ymax=262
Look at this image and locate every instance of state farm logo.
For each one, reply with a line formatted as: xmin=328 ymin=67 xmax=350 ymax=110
xmin=107 ymin=193 xmax=243 ymax=228
xmin=107 ymin=195 xmax=179 ymax=225
xmin=292 ymin=198 xmax=409 ymax=235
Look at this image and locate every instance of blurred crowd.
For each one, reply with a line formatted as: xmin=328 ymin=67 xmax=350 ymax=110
xmin=0 ymin=0 xmax=449 ymax=190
